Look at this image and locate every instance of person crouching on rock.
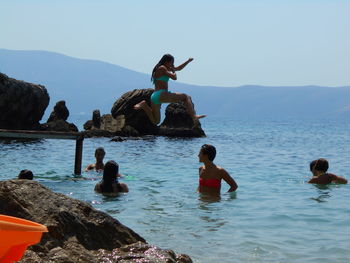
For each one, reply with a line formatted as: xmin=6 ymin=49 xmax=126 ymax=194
xmin=94 ymin=160 xmax=129 ymax=194
xmin=198 ymin=144 xmax=238 ymax=195
xmin=308 ymin=158 xmax=347 ymax=184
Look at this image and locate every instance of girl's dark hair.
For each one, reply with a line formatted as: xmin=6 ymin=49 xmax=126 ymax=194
xmin=310 ymin=158 xmax=329 ymax=172
xmin=95 ymin=147 xmax=105 ymax=155
xmin=201 ymin=144 xmax=216 ymax=161
xmin=101 ymin=160 xmax=119 ymax=193
xmin=151 ymin=54 xmax=174 ymax=82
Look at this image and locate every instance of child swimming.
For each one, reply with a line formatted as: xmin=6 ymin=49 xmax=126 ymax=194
xmin=308 ymin=158 xmax=348 ymax=184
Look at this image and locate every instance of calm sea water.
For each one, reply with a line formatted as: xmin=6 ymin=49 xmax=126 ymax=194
xmin=1 ymin=117 xmax=349 ymax=263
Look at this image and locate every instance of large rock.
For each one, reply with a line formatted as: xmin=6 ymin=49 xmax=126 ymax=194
xmin=0 ymin=72 xmax=49 ymax=130
xmin=0 ymin=180 xmax=192 ymax=263
xmin=111 ymin=89 xmax=158 ymax=136
xmin=42 ymin=100 xmax=78 ymax=132
xmin=159 ymin=102 xmax=205 ymax=137
xmin=111 ymin=89 xmax=205 ymax=137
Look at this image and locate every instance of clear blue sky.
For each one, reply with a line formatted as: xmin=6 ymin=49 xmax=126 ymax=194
xmin=2 ymin=0 xmax=349 ymax=87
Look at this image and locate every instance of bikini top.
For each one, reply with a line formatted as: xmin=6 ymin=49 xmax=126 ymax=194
xmin=199 ymin=178 xmax=221 ymax=189
xmin=153 ymin=75 xmax=170 ymax=83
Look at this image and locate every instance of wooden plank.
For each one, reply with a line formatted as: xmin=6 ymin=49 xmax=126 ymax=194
xmin=0 ymin=129 xmax=84 ymax=175
xmin=0 ymin=129 xmax=83 ymax=140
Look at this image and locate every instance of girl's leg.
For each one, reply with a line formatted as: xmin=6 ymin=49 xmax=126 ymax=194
xmin=133 ymin=101 xmax=161 ymax=124
xmin=160 ymin=92 xmax=206 ymax=120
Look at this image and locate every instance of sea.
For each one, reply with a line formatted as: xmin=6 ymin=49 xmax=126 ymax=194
xmin=1 ymin=116 xmax=349 ymax=263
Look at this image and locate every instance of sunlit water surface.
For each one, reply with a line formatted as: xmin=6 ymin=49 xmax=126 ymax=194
xmin=1 ymin=117 xmax=349 ymax=263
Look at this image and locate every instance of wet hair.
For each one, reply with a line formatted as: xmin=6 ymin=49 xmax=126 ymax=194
xmin=151 ymin=54 xmax=174 ymax=82
xmin=18 ymin=169 xmax=33 ymax=180
xmin=310 ymin=158 xmax=329 ymax=172
xmin=95 ymin=147 xmax=105 ymax=156
xmin=201 ymin=144 xmax=216 ymax=161
xmin=101 ymin=160 xmax=119 ymax=193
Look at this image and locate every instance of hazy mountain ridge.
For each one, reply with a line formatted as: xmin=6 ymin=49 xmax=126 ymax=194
xmin=1 ymin=49 xmax=349 ymax=120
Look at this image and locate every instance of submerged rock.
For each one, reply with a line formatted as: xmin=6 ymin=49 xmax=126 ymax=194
xmin=0 ymin=180 xmax=192 ymax=263
xmin=0 ymin=72 xmax=49 ymax=130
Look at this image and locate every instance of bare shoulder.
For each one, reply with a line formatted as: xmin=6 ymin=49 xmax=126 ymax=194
xmin=94 ymin=182 xmax=102 ymax=192
xmin=217 ymin=166 xmax=229 ymax=175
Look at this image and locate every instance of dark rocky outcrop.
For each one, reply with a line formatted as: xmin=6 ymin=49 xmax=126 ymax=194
xmin=42 ymin=100 xmax=78 ymax=132
xmin=83 ymin=110 xmax=123 ymax=138
xmin=111 ymin=89 xmax=205 ymax=137
xmin=111 ymin=89 xmax=158 ymax=136
xmin=0 ymin=72 xmax=49 ymax=130
xmin=159 ymin=102 xmax=205 ymax=137
xmin=0 ymin=180 xmax=192 ymax=263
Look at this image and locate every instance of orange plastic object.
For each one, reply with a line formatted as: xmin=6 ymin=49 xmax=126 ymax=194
xmin=0 ymin=215 xmax=48 ymax=263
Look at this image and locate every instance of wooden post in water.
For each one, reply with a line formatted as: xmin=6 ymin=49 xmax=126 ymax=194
xmin=74 ymin=138 xmax=84 ymax=175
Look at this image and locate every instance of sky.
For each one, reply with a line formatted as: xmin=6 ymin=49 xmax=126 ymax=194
xmin=1 ymin=0 xmax=350 ymax=87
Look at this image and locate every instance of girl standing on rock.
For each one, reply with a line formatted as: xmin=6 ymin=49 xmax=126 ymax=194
xmin=133 ymin=54 xmax=206 ymax=124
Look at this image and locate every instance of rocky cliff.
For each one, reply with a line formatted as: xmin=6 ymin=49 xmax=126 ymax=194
xmin=0 ymin=72 xmax=49 ymax=130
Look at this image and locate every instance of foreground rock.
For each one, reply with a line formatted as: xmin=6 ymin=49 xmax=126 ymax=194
xmin=41 ymin=100 xmax=78 ymax=132
xmin=0 ymin=180 xmax=192 ymax=263
xmin=0 ymin=72 xmax=49 ymax=130
xmin=110 ymin=89 xmax=205 ymax=137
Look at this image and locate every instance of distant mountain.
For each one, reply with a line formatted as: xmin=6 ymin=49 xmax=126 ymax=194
xmin=1 ymin=49 xmax=349 ymax=120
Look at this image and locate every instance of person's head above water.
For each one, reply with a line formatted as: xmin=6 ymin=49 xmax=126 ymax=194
xmin=151 ymin=54 xmax=175 ymax=81
xmin=200 ymin=144 xmax=217 ymax=162
xmin=103 ymin=160 xmax=119 ymax=183
xmin=95 ymin=147 xmax=105 ymax=160
xmin=18 ymin=169 xmax=33 ymax=180
xmin=310 ymin=158 xmax=329 ymax=173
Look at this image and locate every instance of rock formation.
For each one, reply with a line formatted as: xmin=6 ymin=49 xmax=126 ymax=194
xmin=42 ymin=100 xmax=78 ymax=132
xmin=0 ymin=72 xmax=49 ymax=130
xmin=0 ymin=180 xmax=192 ymax=263
xmin=159 ymin=102 xmax=205 ymax=137
xmin=111 ymin=89 xmax=158 ymax=136
xmin=111 ymin=89 xmax=205 ymax=137
xmin=83 ymin=109 xmax=124 ymax=138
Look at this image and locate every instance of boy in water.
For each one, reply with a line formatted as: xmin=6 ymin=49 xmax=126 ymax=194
xmin=308 ymin=158 xmax=347 ymax=184
xmin=198 ymin=144 xmax=238 ymax=194
xmin=85 ymin=147 xmax=106 ymax=172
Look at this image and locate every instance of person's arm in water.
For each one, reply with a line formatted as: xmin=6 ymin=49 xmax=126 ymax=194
xmin=174 ymin=58 xmax=193 ymax=71
xmin=85 ymin=163 xmax=95 ymax=172
xmin=220 ymin=168 xmax=238 ymax=192
xmin=330 ymin=174 xmax=348 ymax=184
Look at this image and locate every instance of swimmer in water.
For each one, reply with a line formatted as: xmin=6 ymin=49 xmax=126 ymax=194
xmin=198 ymin=144 xmax=238 ymax=194
xmin=134 ymin=54 xmax=206 ymax=125
xmin=94 ymin=160 xmax=129 ymax=194
xmin=308 ymin=158 xmax=347 ymax=184
xmin=85 ymin=147 xmax=106 ymax=172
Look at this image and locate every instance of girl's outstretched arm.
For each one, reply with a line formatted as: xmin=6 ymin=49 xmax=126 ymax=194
xmin=174 ymin=58 xmax=193 ymax=71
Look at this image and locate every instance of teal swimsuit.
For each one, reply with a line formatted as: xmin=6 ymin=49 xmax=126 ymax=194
xmin=151 ymin=75 xmax=170 ymax=104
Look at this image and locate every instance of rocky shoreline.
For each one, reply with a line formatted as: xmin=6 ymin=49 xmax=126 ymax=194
xmin=0 ymin=72 xmax=205 ymax=138
xmin=0 ymin=180 xmax=192 ymax=263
